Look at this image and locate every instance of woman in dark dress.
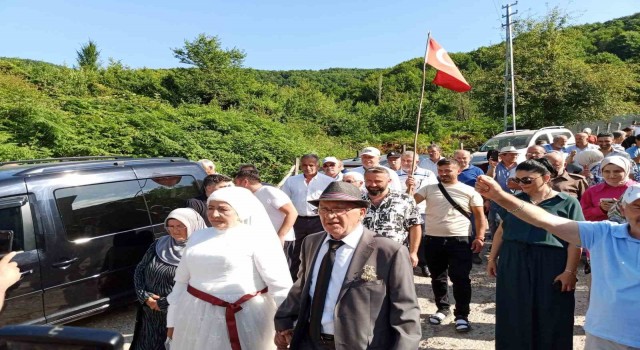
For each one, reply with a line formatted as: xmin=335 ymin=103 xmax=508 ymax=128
xmin=486 ymin=159 xmax=584 ymax=350
xmin=130 ymin=208 xmax=206 ymax=350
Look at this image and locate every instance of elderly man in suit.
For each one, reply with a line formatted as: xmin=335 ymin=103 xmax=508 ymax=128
xmin=274 ymin=181 xmax=421 ymax=350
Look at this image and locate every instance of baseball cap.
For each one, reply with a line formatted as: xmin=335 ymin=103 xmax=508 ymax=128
xmin=322 ymin=156 xmax=339 ymax=165
xmin=622 ymin=183 xmax=640 ymax=204
xmin=361 ymin=147 xmax=381 ymax=157
xmin=386 ymin=151 xmax=401 ymax=159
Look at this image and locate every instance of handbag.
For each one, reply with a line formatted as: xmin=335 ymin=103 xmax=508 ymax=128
xmin=437 ymin=183 xmax=471 ymax=221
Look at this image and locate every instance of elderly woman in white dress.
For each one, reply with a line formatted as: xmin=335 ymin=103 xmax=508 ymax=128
xmin=166 ymin=187 xmax=293 ymax=350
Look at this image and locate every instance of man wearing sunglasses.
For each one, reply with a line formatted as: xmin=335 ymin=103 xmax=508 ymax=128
xmin=321 ymin=156 xmax=344 ymax=181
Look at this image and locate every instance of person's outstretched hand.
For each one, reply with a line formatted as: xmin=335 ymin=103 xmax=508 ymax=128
xmin=0 ymin=252 xmax=21 ymax=293
xmin=475 ymin=175 xmax=503 ymax=200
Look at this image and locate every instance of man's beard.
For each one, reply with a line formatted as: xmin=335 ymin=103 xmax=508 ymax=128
xmin=439 ymin=176 xmax=453 ymax=184
xmin=366 ymin=186 xmax=386 ymax=196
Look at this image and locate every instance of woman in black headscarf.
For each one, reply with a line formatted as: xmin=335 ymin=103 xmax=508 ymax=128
xmin=130 ymin=208 xmax=206 ymax=350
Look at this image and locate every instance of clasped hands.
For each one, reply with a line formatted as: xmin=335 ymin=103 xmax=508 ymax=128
xmin=274 ymin=329 xmax=293 ymax=349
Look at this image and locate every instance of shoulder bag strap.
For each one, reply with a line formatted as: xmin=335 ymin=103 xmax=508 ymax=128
xmin=437 ymin=182 xmax=471 ymax=221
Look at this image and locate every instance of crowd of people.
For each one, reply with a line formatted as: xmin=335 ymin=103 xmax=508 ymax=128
xmin=125 ymin=127 xmax=640 ymax=350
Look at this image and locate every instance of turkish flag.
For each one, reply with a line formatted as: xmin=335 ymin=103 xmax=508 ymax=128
xmin=426 ymin=37 xmax=471 ymax=92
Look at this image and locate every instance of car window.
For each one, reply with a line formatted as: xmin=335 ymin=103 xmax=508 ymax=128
xmin=0 ymin=206 xmax=24 ymax=252
xmin=139 ymin=176 xmax=200 ymax=224
xmin=550 ymin=131 xmax=572 ymax=140
xmin=55 ymin=181 xmax=151 ymax=241
xmin=534 ymin=134 xmax=551 ymax=145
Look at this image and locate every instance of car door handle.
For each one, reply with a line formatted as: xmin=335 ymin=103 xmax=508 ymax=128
xmin=51 ymin=257 xmax=78 ymax=269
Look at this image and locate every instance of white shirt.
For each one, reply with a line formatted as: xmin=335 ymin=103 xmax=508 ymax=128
xmin=419 ymin=156 xmax=444 ymax=175
xmin=417 ymin=182 xmax=483 ymax=237
xmin=309 ymin=224 xmax=364 ymax=335
xmin=281 ymin=173 xmax=334 ymax=216
xmin=352 ymin=165 xmax=402 ymax=191
xmin=566 ymin=143 xmax=599 ymax=167
xmin=254 ymin=186 xmax=296 ymax=241
xmin=323 ymin=171 xmax=344 ymax=181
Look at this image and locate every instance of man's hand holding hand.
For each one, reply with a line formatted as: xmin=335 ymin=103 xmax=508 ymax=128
xmin=274 ymin=329 xmax=293 ymax=349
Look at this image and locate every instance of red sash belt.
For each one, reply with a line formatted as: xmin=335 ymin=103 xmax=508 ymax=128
xmin=187 ymin=285 xmax=268 ymax=350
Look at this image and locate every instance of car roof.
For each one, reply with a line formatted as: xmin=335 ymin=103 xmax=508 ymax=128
xmin=0 ymin=157 xmax=191 ymax=180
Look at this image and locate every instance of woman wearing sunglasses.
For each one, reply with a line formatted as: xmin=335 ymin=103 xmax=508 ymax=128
xmin=486 ymin=159 xmax=584 ymax=350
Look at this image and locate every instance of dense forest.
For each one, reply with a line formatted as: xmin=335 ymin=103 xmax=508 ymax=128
xmin=0 ymin=9 xmax=638 ymax=182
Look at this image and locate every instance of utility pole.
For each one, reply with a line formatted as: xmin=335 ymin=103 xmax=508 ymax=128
xmin=502 ymin=2 xmax=517 ymax=132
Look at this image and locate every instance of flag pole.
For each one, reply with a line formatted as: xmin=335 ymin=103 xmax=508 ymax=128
xmin=408 ymin=31 xmax=431 ymax=194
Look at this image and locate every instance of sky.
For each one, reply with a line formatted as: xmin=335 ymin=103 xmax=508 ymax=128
xmin=1 ymin=0 xmax=637 ymax=71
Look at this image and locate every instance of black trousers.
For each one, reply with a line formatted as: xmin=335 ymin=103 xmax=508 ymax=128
xmin=424 ymin=235 xmax=472 ymax=318
xmin=291 ymin=216 xmax=324 ymax=281
xmin=298 ymin=334 xmax=336 ymax=350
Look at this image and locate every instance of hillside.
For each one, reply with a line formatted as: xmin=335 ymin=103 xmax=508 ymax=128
xmin=0 ymin=9 xmax=638 ymax=181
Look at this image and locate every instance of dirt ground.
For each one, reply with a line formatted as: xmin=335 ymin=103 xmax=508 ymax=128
xmin=72 ymin=250 xmax=589 ymax=350
xmin=415 ymin=250 xmax=589 ymax=350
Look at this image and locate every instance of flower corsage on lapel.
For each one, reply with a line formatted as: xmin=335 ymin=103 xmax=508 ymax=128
xmin=361 ymin=265 xmax=378 ymax=282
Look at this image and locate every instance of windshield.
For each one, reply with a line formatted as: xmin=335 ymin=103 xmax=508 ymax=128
xmin=479 ymin=134 xmax=533 ymax=152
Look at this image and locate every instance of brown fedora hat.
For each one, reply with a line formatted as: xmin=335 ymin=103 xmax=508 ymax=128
xmin=308 ymin=181 xmax=370 ymax=208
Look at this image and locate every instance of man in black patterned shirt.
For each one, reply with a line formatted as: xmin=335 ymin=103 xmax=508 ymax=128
xmin=362 ymin=166 xmax=422 ymax=267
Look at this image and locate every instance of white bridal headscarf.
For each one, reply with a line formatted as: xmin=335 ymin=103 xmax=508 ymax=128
xmin=156 ymin=208 xmax=207 ymax=266
xmin=207 ymin=187 xmax=276 ymax=235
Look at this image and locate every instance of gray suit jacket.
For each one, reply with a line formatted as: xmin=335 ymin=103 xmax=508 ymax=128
xmin=274 ymin=229 xmax=422 ymax=350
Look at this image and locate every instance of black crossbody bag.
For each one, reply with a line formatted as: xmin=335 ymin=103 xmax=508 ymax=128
xmin=437 ymin=182 xmax=471 ymax=221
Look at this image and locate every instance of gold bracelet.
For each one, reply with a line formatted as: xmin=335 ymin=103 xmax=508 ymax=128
xmin=507 ymin=200 xmax=525 ymax=214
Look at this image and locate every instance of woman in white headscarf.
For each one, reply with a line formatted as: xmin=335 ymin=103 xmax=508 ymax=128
xmin=580 ymin=156 xmax=636 ymax=222
xmin=166 ymin=187 xmax=293 ymax=350
xmin=131 ymin=208 xmax=207 ymax=350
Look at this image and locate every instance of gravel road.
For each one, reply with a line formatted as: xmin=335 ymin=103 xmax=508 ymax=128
xmin=69 ymin=252 xmax=589 ymax=350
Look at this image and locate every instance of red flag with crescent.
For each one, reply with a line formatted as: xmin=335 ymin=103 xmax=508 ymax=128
xmin=426 ymin=37 xmax=471 ymax=92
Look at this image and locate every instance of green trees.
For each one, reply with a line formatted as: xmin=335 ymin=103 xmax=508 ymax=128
xmin=0 ymin=10 xmax=638 ymax=180
xmin=76 ymin=40 xmax=100 ymax=71
xmin=165 ymin=34 xmax=250 ymax=108
xmin=466 ymin=9 xmax=639 ymax=130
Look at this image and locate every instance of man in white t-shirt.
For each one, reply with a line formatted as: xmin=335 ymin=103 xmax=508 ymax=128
xmin=234 ymin=170 xmax=298 ymax=266
xmin=414 ymin=158 xmax=486 ymax=333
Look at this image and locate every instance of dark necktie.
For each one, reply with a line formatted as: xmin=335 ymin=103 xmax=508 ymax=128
xmin=309 ymin=239 xmax=345 ymax=341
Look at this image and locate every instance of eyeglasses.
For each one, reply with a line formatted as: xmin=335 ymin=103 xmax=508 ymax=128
xmin=509 ymin=176 xmax=541 ymax=185
xmin=166 ymin=224 xmax=186 ymax=231
xmin=318 ymin=207 xmax=358 ymax=216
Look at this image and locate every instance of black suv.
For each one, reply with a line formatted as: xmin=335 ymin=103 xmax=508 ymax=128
xmin=0 ymin=157 xmax=206 ymax=326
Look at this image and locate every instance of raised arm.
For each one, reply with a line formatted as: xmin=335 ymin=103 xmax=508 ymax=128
xmin=475 ymin=175 xmax=582 ymax=246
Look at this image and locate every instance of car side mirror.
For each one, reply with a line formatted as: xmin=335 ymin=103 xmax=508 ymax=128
xmin=0 ymin=325 xmax=124 ymax=350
